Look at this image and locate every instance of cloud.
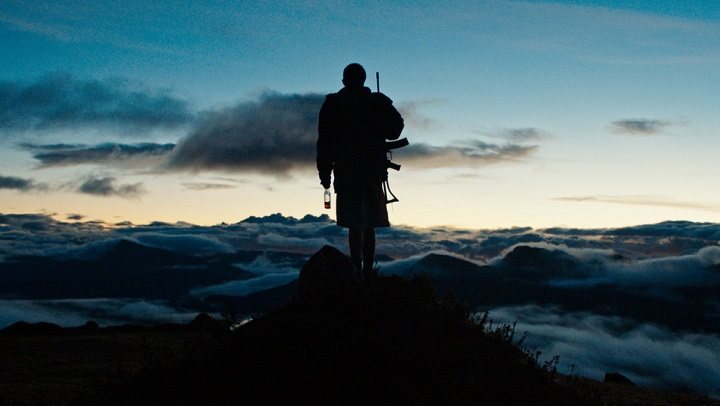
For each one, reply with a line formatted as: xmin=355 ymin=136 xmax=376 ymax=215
xmin=554 ymin=195 xmax=719 ymax=212
xmin=66 ymin=213 xmax=85 ymax=220
xmin=21 ymin=142 xmax=175 ymax=167
xmin=607 ymin=221 xmax=720 ymax=240
xmin=236 ymin=253 xmax=301 ymax=275
xmin=396 ymin=101 xmax=437 ymax=130
xmin=489 ymin=305 xmax=720 ymax=398
xmin=166 ymin=92 xmax=324 ymax=175
xmin=0 ymin=174 xmax=46 ymax=191
xmin=609 ymin=119 xmax=672 ymax=135
xmin=192 ymin=273 xmax=297 ymax=297
xmin=544 ymin=245 xmax=720 ymax=292
xmin=77 ymin=176 xmax=145 ymax=198
xmin=3 ymin=210 xmax=720 ymax=404
xmin=400 ymin=140 xmax=539 ymax=168
xmin=500 ymin=128 xmax=548 ymax=142
xmin=131 ymin=233 xmax=234 ymax=256
xmin=182 ymin=182 xmax=236 ymax=191
xmin=166 ymin=92 xmax=540 ymax=175
xmin=475 ymin=127 xmax=550 ymax=142
xmin=257 ymin=232 xmax=333 ymax=251
xmin=0 ymin=11 xmax=78 ymax=43
xmin=541 ymin=221 xmax=720 ymax=242
xmin=0 ymin=73 xmax=193 ymax=134
xmin=0 ymin=10 xmax=182 ymax=55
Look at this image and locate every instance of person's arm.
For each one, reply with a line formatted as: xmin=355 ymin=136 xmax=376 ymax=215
xmin=316 ymin=98 xmax=334 ymax=189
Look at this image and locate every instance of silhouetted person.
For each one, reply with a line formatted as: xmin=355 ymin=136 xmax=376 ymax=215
xmin=317 ymin=63 xmax=404 ymax=278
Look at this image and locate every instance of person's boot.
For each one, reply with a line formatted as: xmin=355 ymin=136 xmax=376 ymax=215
xmin=350 ymin=256 xmax=363 ymax=280
xmin=362 ymin=266 xmax=377 ymax=281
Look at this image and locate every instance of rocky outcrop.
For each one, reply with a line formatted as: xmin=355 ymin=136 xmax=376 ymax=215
xmin=296 ymin=245 xmax=358 ymax=300
xmin=604 ymin=372 xmax=636 ymax=386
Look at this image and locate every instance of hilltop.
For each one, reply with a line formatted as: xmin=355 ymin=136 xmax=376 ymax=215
xmin=75 ymin=246 xmax=717 ymax=405
xmin=79 ymin=245 xmax=575 ymax=405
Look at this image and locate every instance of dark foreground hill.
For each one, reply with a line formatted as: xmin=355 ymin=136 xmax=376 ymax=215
xmin=80 ymin=245 xmax=575 ymax=405
xmin=3 ymin=246 xmax=717 ymax=405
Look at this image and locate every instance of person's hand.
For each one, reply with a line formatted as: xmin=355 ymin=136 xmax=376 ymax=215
xmin=321 ymin=177 xmax=331 ymax=190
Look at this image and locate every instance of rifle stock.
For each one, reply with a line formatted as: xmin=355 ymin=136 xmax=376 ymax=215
xmin=386 ymin=138 xmax=409 ymax=150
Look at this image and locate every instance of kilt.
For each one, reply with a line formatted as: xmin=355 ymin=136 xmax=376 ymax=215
xmin=335 ymin=182 xmax=390 ymax=229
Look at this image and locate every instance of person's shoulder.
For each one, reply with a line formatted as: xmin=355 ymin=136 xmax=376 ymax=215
xmin=321 ymin=92 xmax=341 ymax=110
xmin=324 ymin=88 xmax=351 ymax=103
xmin=369 ymin=91 xmax=394 ymax=105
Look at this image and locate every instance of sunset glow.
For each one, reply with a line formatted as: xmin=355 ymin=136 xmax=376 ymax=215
xmin=1 ymin=1 xmax=719 ymax=229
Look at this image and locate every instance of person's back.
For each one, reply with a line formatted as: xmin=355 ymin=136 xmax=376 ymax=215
xmin=316 ymin=63 xmax=404 ymax=276
xmin=319 ymin=87 xmax=400 ymax=191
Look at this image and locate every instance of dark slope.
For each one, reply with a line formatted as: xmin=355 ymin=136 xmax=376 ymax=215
xmin=0 ymin=239 xmax=255 ymax=299
xmin=203 ymin=279 xmax=298 ymax=315
xmin=81 ymin=246 xmax=579 ymax=406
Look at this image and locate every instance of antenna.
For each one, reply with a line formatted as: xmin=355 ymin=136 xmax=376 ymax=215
xmin=376 ymin=72 xmax=380 ymax=92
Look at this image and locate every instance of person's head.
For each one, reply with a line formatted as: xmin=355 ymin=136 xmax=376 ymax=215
xmin=342 ymin=63 xmax=366 ymax=88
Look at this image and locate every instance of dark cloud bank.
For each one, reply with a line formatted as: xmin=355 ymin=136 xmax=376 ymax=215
xmin=1 ymin=212 xmax=719 ymax=397
xmin=6 ymin=74 xmax=543 ymax=179
xmin=1 ymin=171 xmax=142 ymax=198
xmin=21 ymin=142 xmax=174 ymax=167
xmin=0 ymin=174 xmax=35 ymax=191
xmin=0 ymin=73 xmax=194 ymax=134
xmin=166 ymin=92 xmax=324 ymax=174
xmin=0 ymin=174 xmax=47 ymax=192
xmin=164 ymin=93 xmax=541 ymax=175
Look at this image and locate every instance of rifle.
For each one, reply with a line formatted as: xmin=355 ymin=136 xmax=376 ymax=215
xmin=376 ymin=72 xmax=409 ymax=204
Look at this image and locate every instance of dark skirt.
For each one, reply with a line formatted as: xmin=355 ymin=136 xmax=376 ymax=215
xmin=336 ymin=183 xmax=390 ymax=229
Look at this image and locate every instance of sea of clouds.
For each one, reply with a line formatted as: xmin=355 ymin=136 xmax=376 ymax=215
xmin=1 ymin=212 xmax=719 ymax=397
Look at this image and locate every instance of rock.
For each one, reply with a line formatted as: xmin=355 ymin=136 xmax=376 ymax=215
xmin=296 ymin=245 xmax=358 ymax=300
xmin=70 ymin=320 xmax=100 ymax=333
xmin=604 ymin=372 xmax=635 ymax=386
xmin=190 ymin=313 xmax=224 ymax=332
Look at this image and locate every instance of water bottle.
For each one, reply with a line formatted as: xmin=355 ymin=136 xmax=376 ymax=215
xmin=324 ymin=189 xmax=331 ymax=209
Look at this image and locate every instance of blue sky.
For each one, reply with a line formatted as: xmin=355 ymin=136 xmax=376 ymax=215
xmin=1 ymin=0 xmax=719 ymax=228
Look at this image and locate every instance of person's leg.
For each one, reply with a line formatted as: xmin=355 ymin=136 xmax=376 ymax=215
xmin=349 ymin=228 xmax=362 ymax=271
xmin=362 ymin=228 xmax=376 ymax=277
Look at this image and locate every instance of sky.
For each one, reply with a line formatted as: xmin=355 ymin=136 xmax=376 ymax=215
xmin=1 ymin=0 xmax=719 ymax=229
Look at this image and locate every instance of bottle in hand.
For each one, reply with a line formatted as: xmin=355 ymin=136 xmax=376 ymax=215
xmin=324 ymin=189 xmax=331 ymax=209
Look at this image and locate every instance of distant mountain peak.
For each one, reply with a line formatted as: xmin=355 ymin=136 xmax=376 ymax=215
xmin=106 ymin=238 xmax=159 ymax=255
xmin=100 ymin=238 xmax=196 ymax=266
xmin=239 ymin=213 xmax=332 ymax=225
xmin=501 ymin=245 xmax=579 ymax=271
xmin=413 ymin=252 xmax=486 ymax=275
